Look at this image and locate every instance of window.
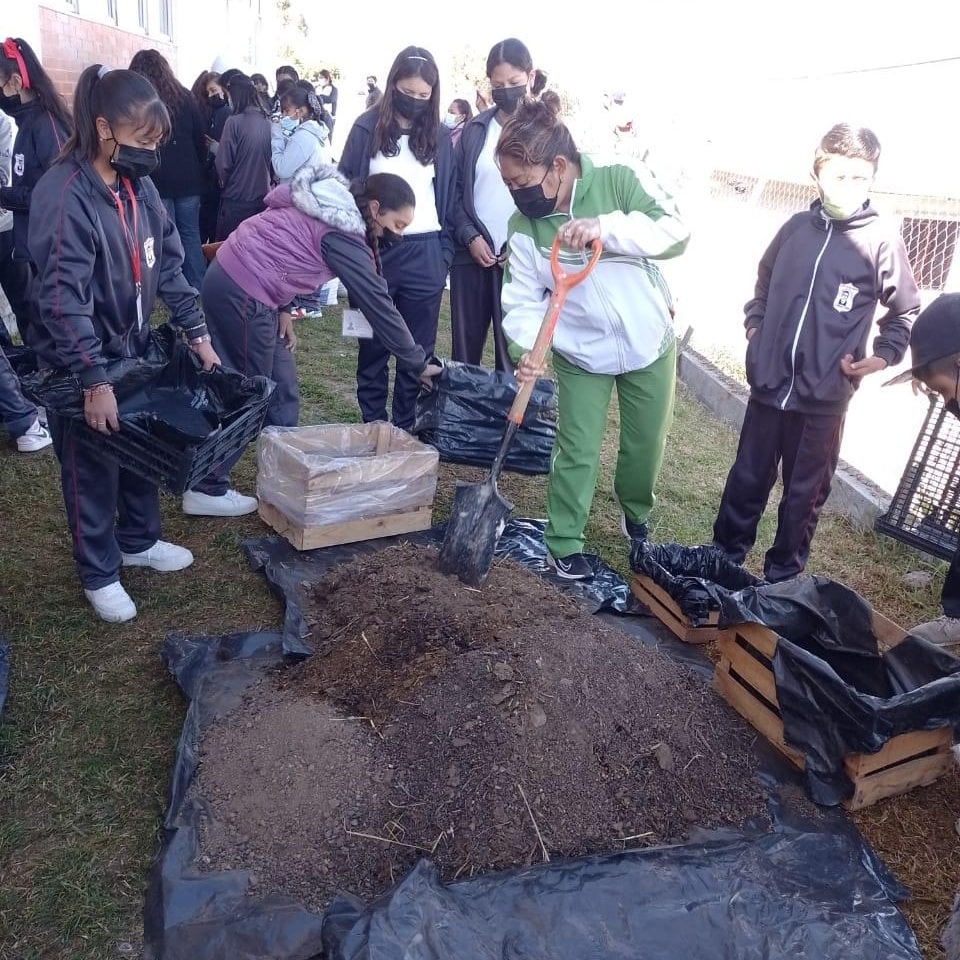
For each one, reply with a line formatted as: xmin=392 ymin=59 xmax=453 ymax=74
xmin=107 ymin=0 xmax=119 ymax=22
xmin=138 ymin=0 xmax=149 ymax=30
xmin=64 ymin=0 xmax=79 ymax=11
xmin=160 ymin=0 xmax=173 ymax=35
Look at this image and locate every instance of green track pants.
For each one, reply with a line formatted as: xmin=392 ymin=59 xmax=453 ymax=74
xmin=545 ymin=343 xmax=676 ymax=559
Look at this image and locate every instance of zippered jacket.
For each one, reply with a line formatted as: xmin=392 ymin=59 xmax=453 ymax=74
xmin=0 ymin=100 xmax=70 ymax=259
xmin=745 ymin=201 xmax=919 ymax=414
xmin=271 ymin=118 xmax=331 ymax=183
xmin=501 ymin=154 xmax=688 ymax=375
xmin=450 ymin=106 xmax=499 ymax=266
xmin=28 ymin=157 xmax=206 ymax=387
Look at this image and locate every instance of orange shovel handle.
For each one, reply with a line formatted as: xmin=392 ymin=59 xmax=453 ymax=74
xmin=507 ymin=235 xmax=602 ymax=425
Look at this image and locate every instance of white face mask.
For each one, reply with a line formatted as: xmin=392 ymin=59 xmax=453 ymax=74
xmin=443 ymin=112 xmax=461 ymax=129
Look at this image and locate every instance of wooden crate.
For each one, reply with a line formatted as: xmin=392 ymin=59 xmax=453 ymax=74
xmin=631 ymin=573 xmax=732 ymax=644
xmin=256 ymin=423 xmax=438 ymax=550
xmin=714 ymin=617 xmax=955 ymax=810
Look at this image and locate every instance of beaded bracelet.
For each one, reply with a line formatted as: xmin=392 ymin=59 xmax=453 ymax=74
xmin=83 ymin=383 xmax=114 ymax=399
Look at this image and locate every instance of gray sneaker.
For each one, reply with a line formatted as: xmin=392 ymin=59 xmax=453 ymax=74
xmin=909 ymin=616 xmax=960 ymax=648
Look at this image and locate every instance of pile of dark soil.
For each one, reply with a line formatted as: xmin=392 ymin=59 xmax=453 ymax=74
xmin=193 ymin=543 xmax=771 ymax=913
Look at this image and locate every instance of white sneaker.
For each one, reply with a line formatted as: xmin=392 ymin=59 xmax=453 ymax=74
xmin=84 ymin=582 xmax=138 ymax=623
xmin=910 ymin=616 xmax=960 ymax=648
xmin=182 ymin=488 xmax=258 ymax=517
xmin=16 ymin=418 xmax=52 ymax=452
xmin=121 ymin=540 xmax=194 ymax=571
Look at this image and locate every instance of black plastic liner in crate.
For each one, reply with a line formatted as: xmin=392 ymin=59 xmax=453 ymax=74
xmin=875 ymin=393 xmax=960 ymax=560
xmin=2 ymin=343 xmax=38 ymax=378
xmin=413 ymin=359 xmax=556 ymax=475
xmin=633 ymin=541 xmax=960 ymax=805
xmin=22 ymin=327 xmax=274 ymax=495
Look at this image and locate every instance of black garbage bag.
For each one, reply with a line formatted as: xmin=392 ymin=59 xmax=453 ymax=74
xmin=22 ymin=325 xmax=268 ymax=448
xmin=146 ymin=627 xmax=922 ymax=960
xmin=2 ymin=344 xmax=38 ymax=378
xmin=413 ymin=360 xmax=556 ymax=475
xmin=631 ymin=541 xmax=762 ymax=624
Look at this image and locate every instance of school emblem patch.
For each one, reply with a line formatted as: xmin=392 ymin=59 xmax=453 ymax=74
xmin=833 ymin=282 xmax=858 ymax=312
xmin=13 ymin=153 xmax=24 ymax=177
xmin=143 ymin=236 xmax=155 ymax=269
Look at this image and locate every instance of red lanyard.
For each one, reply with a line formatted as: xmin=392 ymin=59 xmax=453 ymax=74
xmin=111 ymin=177 xmax=144 ymax=328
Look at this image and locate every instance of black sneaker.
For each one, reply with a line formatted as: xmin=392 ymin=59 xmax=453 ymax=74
xmin=620 ymin=514 xmax=649 ymax=542
xmin=548 ymin=552 xmax=595 ymax=581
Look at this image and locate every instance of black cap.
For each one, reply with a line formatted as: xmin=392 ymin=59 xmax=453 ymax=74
xmin=884 ymin=293 xmax=960 ymax=385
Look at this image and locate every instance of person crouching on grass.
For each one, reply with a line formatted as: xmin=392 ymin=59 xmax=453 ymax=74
xmin=502 ymin=98 xmax=689 ymax=581
xmin=28 ymin=65 xmax=221 ymax=624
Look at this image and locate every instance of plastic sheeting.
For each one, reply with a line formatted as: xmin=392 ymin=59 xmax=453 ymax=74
xmin=256 ymin=424 xmax=438 ymax=528
xmin=413 ymin=360 xmax=557 ymax=475
xmin=144 ymin=589 xmax=923 ymax=960
xmin=22 ymin=326 xmax=269 ymax=448
xmin=633 ymin=547 xmax=960 ymax=806
xmin=241 ymin=519 xmax=643 ymax=657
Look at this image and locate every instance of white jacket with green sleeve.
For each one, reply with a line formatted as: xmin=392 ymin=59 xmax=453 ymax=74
xmin=501 ymin=154 xmax=689 ymax=375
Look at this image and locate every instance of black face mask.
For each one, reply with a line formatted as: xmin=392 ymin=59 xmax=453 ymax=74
xmin=208 ymin=94 xmax=227 ymax=109
xmin=510 ymin=166 xmax=560 ymax=220
xmin=380 ymin=227 xmax=402 ymax=247
xmin=109 ymin=141 xmax=160 ymax=181
xmin=393 ymin=90 xmax=431 ymax=121
xmin=0 ymin=91 xmax=26 ymax=117
xmin=491 ymin=85 xmax=526 ymax=115
xmin=948 ymin=369 xmax=960 ymax=419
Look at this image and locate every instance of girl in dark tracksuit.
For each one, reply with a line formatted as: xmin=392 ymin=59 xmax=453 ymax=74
xmin=450 ymin=38 xmax=547 ymax=372
xmin=339 ymin=45 xmax=455 ymax=431
xmin=0 ymin=37 xmax=73 ymax=348
xmin=29 ymin=66 xmax=221 ymax=624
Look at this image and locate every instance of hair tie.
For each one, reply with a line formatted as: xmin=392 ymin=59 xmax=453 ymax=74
xmin=307 ymin=92 xmax=322 ymax=116
xmin=97 ymin=64 xmax=113 ymax=80
xmin=2 ymin=38 xmax=31 ymax=89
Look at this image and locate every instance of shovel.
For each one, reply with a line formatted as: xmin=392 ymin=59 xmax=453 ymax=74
xmin=438 ymin=235 xmax=603 ymax=586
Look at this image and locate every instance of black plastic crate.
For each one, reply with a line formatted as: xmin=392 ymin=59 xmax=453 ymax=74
xmin=875 ymin=394 xmax=960 ymax=560
xmin=70 ymin=376 xmax=274 ymax=495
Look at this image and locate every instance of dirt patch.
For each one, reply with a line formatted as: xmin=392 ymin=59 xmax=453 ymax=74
xmin=193 ymin=542 xmax=773 ymax=913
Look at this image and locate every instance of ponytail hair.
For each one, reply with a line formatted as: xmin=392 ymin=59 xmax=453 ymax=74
xmin=350 ymin=172 xmax=415 ymax=273
xmin=496 ymin=97 xmax=578 ymax=169
xmin=62 ymin=65 xmax=170 ymax=164
xmin=485 ymin=37 xmax=548 ymax=98
xmin=0 ymin=37 xmax=73 ymax=136
xmin=280 ymin=84 xmax=322 ymax=123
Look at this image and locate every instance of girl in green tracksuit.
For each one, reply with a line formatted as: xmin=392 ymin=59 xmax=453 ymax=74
xmin=500 ymin=98 xmax=689 ymax=580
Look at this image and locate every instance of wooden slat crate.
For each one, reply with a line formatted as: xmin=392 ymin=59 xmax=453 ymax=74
xmin=631 ymin=573 xmax=732 ymax=644
xmin=256 ymin=423 xmax=438 ymax=551
xmin=714 ymin=617 xmax=955 ymax=810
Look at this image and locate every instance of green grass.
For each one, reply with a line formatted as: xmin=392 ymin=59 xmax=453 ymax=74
xmin=0 ymin=297 xmax=947 ymax=958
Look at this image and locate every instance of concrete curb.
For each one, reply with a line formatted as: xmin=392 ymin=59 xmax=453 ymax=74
xmin=677 ymin=346 xmax=890 ymax=528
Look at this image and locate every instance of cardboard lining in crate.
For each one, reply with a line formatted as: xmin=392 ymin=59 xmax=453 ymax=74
xmin=256 ymin=422 xmax=438 ymax=550
xmin=713 ymin=617 xmax=955 ymax=810
xmin=631 ymin=573 xmax=732 ymax=644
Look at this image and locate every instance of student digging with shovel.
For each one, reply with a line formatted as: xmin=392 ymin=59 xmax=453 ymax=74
xmin=500 ymin=98 xmax=689 ymax=580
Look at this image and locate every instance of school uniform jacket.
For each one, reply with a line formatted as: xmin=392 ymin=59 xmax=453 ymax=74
xmin=744 ymin=201 xmax=919 ymax=415
xmin=0 ymin=100 xmax=70 ymax=260
xmin=450 ymin=106 xmax=500 ymax=266
xmin=27 ymin=157 xmax=207 ymax=388
xmin=337 ymin=106 xmax=456 ymax=265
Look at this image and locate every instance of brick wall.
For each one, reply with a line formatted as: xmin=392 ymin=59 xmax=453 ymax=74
xmin=38 ymin=5 xmax=176 ymax=106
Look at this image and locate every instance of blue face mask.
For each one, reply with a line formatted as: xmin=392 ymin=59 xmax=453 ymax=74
xmin=279 ymin=115 xmax=299 ymax=134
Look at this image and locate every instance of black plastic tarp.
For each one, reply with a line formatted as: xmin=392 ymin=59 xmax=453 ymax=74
xmin=413 ymin=360 xmax=556 ymax=475
xmin=632 ymin=545 xmax=960 ymax=806
xmin=147 ymin=622 xmax=922 ymax=960
xmin=22 ymin=325 xmax=269 ymax=447
xmin=242 ymin=518 xmax=643 ymax=657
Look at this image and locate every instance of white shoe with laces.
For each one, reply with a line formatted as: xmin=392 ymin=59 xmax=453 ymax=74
xmin=84 ymin=582 xmax=138 ymax=623
xmin=16 ymin=418 xmax=52 ymax=452
xmin=910 ymin=616 xmax=960 ymax=648
xmin=182 ymin=488 xmax=258 ymax=517
xmin=121 ymin=540 xmax=194 ymax=571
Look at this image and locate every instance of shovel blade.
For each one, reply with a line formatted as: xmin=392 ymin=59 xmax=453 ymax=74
xmin=438 ymin=478 xmax=514 ymax=587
